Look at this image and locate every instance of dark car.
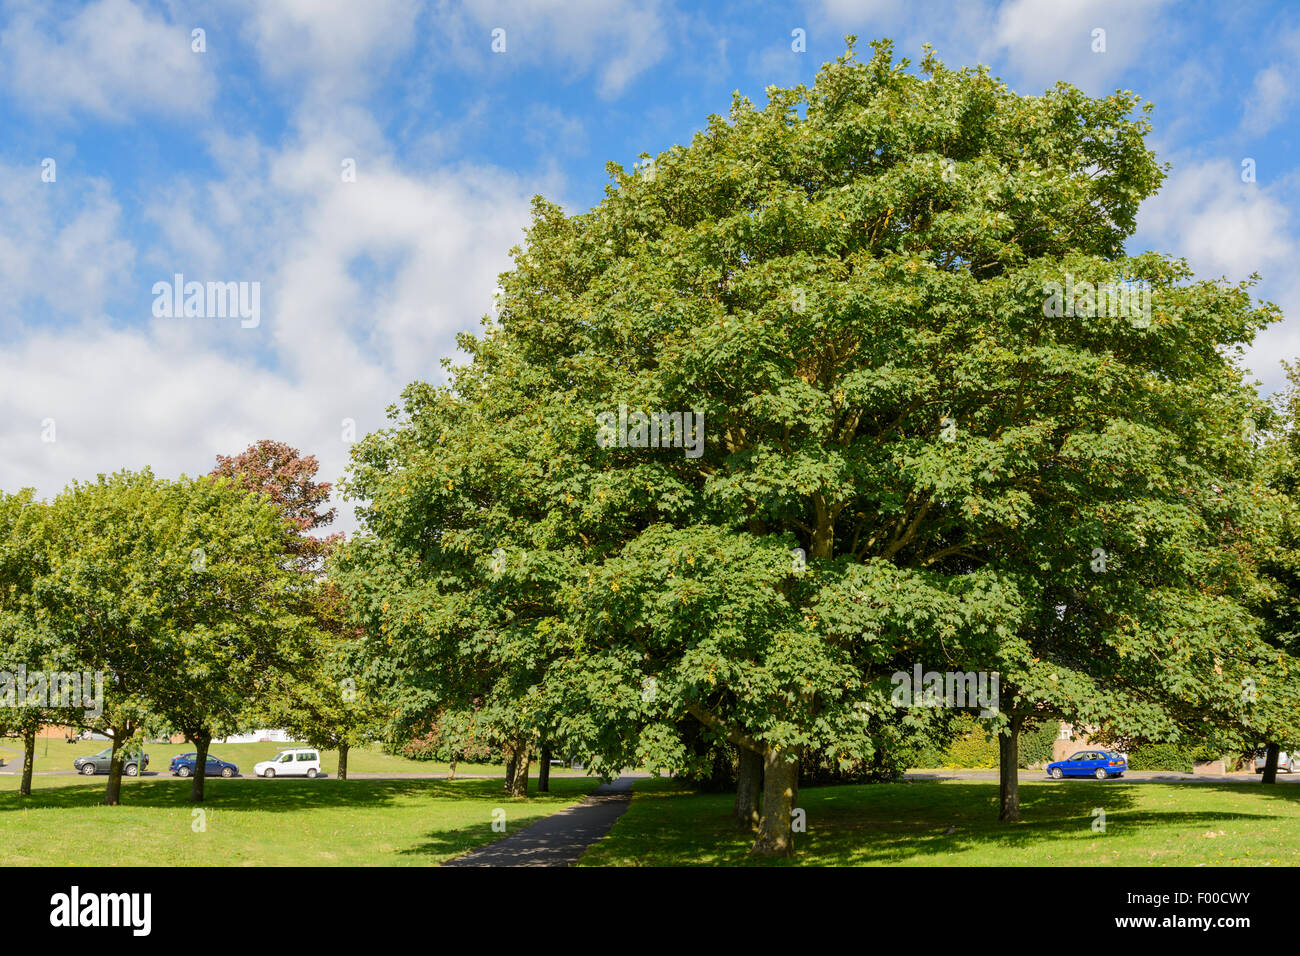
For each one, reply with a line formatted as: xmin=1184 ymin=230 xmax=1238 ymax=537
xmin=73 ymin=747 xmax=149 ymax=776
xmin=1046 ymin=749 xmax=1126 ymax=779
xmin=170 ymin=753 xmax=238 ymax=778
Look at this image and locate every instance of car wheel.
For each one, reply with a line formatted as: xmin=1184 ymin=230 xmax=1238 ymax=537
xmin=1094 ymin=768 xmax=1107 ymax=779
xmin=264 ymin=768 xmax=275 ymax=778
xmin=177 ymin=765 xmax=190 ymax=777
xmin=80 ymin=763 xmax=97 ymax=776
xmin=1050 ymin=767 xmax=1063 ymax=779
xmin=125 ymin=764 xmax=139 ymax=777
xmin=221 ymin=767 xmax=234 ymax=778
xmin=307 ymin=768 xmax=318 ymax=778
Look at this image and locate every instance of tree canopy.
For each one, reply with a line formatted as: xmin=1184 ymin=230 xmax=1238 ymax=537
xmin=31 ymin=469 xmax=312 ymax=803
xmin=335 ymin=38 xmax=1292 ymax=853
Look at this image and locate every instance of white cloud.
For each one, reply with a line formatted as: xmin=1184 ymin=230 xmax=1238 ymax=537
xmin=0 ymin=130 xmax=546 ymax=534
xmin=230 ymin=0 xmax=672 ymax=105
xmin=1137 ymin=159 xmax=1295 ymax=280
xmin=1135 ymin=158 xmax=1300 ymax=390
xmin=437 ymin=0 xmax=672 ymax=99
xmin=803 ymin=0 xmax=992 ymax=78
xmin=0 ymin=163 xmax=134 ymax=324
xmin=0 ymin=1 xmax=576 ymax=534
xmin=0 ymin=326 xmax=291 ymax=487
xmin=982 ymin=0 xmax=1172 ymax=94
xmin=816 ymin=0 xmax=905 ymax=21
xmin=747 ymin=44 xmax=804 ymax=88
xmin=523 ymin=104 xmax=588 ymax=156
xmin=1242 ymin=66 xmax=1291 ymax=136
xmin=804 ymin=0 xmax=1177 ymax=96
xmin=0 ymin=0 xmax=214 ymax=121
xmin=234 ymin=0 xmax=422 ymax=105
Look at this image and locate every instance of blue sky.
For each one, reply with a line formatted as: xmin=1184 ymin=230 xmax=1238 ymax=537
xmin=1 ymin=0 xmax=1298 ymax=530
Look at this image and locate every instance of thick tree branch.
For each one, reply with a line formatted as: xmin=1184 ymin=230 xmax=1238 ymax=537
xmin=686 ymin=702 xmax=763 ymax=754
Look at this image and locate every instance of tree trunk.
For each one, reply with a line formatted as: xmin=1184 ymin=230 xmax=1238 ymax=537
xmin=751 ymin=747 xmax=799 ymax=857
xmin=506 ymin=743 xmax=531 ymax=797
xmin=537 ymin=743 xmax=551 ymax=793
xmin=104 ymin=728 xmax=126 ymax=806
xmin=791 ymin=758 xmax=799 ymax=817
xmin=337 ymin=742 xmax=349 ymax=781
xmin=998 ymin=716 xmax=1023 ymax=822
xmin=503 ymin=746 xmax=519 ymax=793
xmin=1262 ymin=742 xmax=1280 ymax=785
xmin=191 ymin=730 xmax=211 ymax=803
xmin=811 ymin=497 xmax=835 ymax=560
xmin=447 ymin=756 xmax=457 ymax=781
xmin=19 ymin=721 xmax=37 ymax=796
xmin=734 ymin=746 xmax=762 ymax=830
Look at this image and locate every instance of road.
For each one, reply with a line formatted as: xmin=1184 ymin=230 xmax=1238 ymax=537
xmin=904 ymin=770 xmax=1299 ymax=783
xmin=0 ymin=747 xmax=643 ymax=783
xmin=0 ymin=745 xmax=1292 ymax=786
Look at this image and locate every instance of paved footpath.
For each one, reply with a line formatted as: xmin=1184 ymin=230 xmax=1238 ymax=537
xmin=443 ymin=776 xmax=637 ymax=867
xmin=0 ymin=743 xmax=22 ymax=772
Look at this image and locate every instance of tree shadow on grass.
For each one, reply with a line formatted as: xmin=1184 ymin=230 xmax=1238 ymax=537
xmin=809 ymin=780 xmax=1299 ymax=865
xmin=0 ymin=776 xmax=598 ymax=814
xmin=588 ymin=779 xmax=1294 ymax=866
xmin=1153 ymin=778 xmax=1300 ymax=804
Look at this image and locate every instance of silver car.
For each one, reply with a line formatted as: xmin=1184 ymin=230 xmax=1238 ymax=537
xmin=72 ymin=747 xmax=150 ymax=776
xmin=1254 ymin=751 xmax=1296 ymax=774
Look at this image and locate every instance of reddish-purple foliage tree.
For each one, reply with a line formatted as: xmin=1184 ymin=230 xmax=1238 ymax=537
xmin=211 ymin=439 xmax=341 ymax=571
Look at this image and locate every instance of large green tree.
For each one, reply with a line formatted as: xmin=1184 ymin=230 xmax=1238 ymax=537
xmin=335 ymin=527 xmax=559 ymax=797
xmin=33 ymin=470 xmax=310 ymax=804
xmin=34 ymin=472 xmax=168 ymax=804
xmin=144 ymin=474 xmax=313 ymax=801
xmin=1246 ymin=362 xmax=1300 ymax=783
xmin=339 ymin=39 xmax=1286 ymax=854
xmin=0 ymin=491 xmax=92 ymax=797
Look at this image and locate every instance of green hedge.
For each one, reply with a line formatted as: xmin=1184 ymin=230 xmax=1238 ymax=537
xmin=1125 ymin=743 xmax=1196 ymax=773
xmin=941 ymin=723 xmax=999 ymax=768
xmin=916 ymin=716 xmax=1060 ymax=769
xmin=1018 ymin=721 xmax=1059 ymax=768
xmin=1123 ymin=742 xmax=1232 ymax=772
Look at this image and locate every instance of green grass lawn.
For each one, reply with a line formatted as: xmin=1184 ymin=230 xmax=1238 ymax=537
xmin=0 ymin=737 xmax=580 ymax=778
xmin=580 ymin=777 xmax=1300 ymax=866
xmin=0 ymin=772 xmax=601 ymax=866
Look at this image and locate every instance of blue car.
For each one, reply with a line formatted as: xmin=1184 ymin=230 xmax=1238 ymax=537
xmin=1047 ymin=749 xmax=1126 ymax=779
xmin=170 ymin=753 xmax=239 ymax=778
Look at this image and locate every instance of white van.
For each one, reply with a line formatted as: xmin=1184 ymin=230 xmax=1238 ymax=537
xmin=254 ymin=749 xmax=322 ymax=778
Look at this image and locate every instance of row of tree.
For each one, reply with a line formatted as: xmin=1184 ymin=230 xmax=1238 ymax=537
xmin=0 ymin=441 xmax=381 ymax=803
xmin=328 ymin=40 xmax=1300 ymax=857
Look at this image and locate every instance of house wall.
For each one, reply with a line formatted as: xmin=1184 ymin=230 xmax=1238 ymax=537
xmin=1053 ymin=723 xmax=1133 ymax=762
xmin=1053 ymin=722 xmax=1093 ymax=761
